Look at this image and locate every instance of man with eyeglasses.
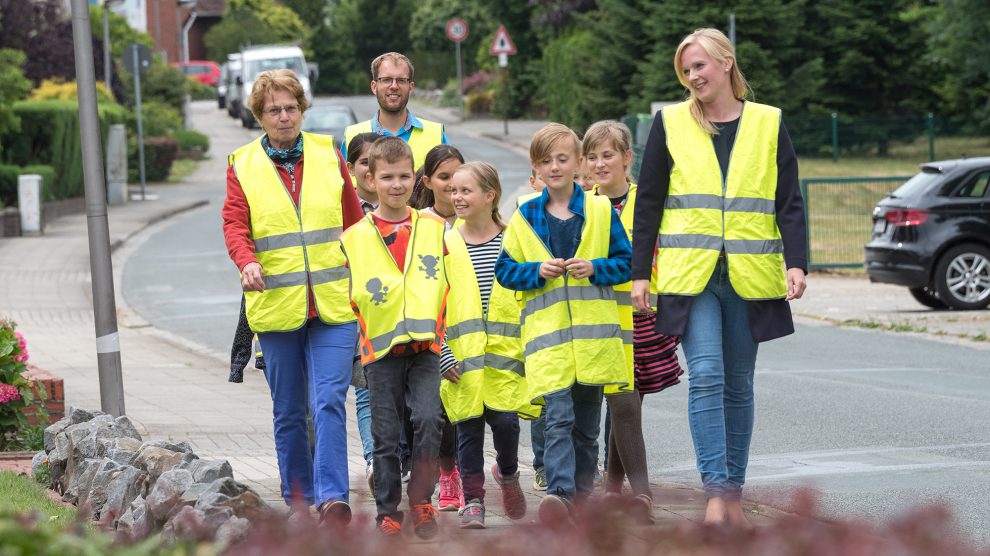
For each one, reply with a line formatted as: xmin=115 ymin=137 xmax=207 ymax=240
xmin=222 ymin=69 xmax=366 ymax=527
xmin=343 ymin=52 xmax=448 ymax=170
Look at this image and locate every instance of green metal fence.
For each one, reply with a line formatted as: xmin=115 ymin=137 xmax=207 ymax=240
xmin=801 ymin=176 xmax=912 ymax=269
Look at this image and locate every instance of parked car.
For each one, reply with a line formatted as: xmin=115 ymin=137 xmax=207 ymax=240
xmin=217 ymin=62 xmax=228 ymax=109
xmin=301 ymin=105 xmax=357 ymax=138
xmin=865 ymin=157 xmax=990 ymax=310
xmin=237 ymin=45 xmax=313 ymax=129
xmin=225 ymin=54 xmax=242 ymax=119
xmin=171 ymin=60 xmax=221 ymax=87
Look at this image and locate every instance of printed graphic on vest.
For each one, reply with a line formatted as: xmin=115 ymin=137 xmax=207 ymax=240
xmin=366 ymin=278 xmax=389 ymax=305
xmin=418 ymin=255 xmax=440 ymax=280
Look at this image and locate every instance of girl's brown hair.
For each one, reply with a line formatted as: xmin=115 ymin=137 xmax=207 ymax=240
xmin=409 ymin=144 xmax=465 ymax=209
xmin=674 ymin=28 xmax=752 ymax=135
xmin=453 ymin=161 xmax=505 ymax=228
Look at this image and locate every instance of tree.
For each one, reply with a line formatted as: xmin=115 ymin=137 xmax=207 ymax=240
xmin=204 ymin=0 xmax=309 ymax=62
xmin=928 ymin=0 xmax=990 ymax=132
xmin=408 ymin=0 xmax=497 ymax=86
xmin=0 ymin=49 xmax=32 ymax=154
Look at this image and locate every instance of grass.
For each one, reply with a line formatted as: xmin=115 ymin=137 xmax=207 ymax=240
xmin=167 ymin=159 xmax=201 ymax=183
xmin=0 ymin=471 xmax=75 ymax=524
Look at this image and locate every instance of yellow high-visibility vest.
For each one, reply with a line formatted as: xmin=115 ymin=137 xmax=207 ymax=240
xmin=442 ymin=229 xmax=541 ymax=423
xmin=657 ymin=100 xmax=788 ymax=299
xmin=341 ymin=209 xmax=447 ymax=364
xmin=500 ymin=193 xmax=630 ymax=400
xmin=229 ymin=132 xmax=352 ymax=332
xmin=344 ymin=118 xmax=444 ymax=171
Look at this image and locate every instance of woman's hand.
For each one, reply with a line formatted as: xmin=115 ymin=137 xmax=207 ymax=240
xmin=785 ymin=268 xmax=807 ymax=301
xmin=564 ymin=258 xmax=594 ymax=280
xmin=241 ymin=262 xmax=265 ymax=292
xmin=442 ymin=365 xmax=460 ymax=384
xmin=539 ymin=259 xmax=566 ymax=280
xmin=631 ymin=279 xmax=652 ymax=312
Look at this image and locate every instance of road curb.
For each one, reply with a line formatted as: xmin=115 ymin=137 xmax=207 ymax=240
xmin=109 ymin=199 xmax=210 ymax=254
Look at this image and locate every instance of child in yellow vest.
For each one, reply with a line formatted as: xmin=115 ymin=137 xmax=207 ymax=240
xmin=495 ymin=123 xmax=632 ymax=525
xmin=340 ymin=137 xmax=446 ymax=539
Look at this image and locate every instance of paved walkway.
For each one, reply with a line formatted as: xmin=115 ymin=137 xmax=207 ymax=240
xmin=5 ymin=99 xmax=987 ymax=536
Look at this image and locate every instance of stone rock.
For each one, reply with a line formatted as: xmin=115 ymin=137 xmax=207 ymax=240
xmin=80 ymin=458 xmax=119 ymax=518
xmin=145 ymin=468 xmax=193 ymax=521
xmin=161 ymin=505 xmax=212 ymax=544
xmin=113 ymin=416 xmax=142 ymax=442
xmin=133 ymin=446 xmax=184 ymax=484
xmin=195 ymin=478 xmax=268 ymax=520
xmin=63 ymin=457 xmax=99 ymax=505
xmin=180 ymin=458 xmax=233 ymax=484
xmin=49 ymin=430 xmax=72 ymax=487
xmin=118 ymin=496 xmax=152 ymax=540
xmin=67 ymin=406 xmax=106 ymax=425
xmin=141 ymin=439 xmax=192 ymax=454
xmin=31 ymin=450 xmax=48 ymax=483
xmin=201 ymin=505 xmax=234 ymax=532
xmin=215 ymin=516 xmax=251 ymax=549
xmin=102 ymin=465 xmax=147 ymax=523
xmin=44 ymin=417 xmax=70 ymax=453
xmin=178 ymin=482 xmax=211 ymax=507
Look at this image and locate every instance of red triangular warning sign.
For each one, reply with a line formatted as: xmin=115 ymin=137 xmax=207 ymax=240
xmin=489 ymin=24 xmax=517 ymax=56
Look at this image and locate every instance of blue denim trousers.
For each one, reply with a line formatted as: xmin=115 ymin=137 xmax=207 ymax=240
xmin=543 ymin=383 xmax=604 ymax=499
xmin=354 ymin=386 xmax=373 ymax=464
xmin=258 ymin=319 xmax=356 ymax=508
xmin=456 ymin=409 xmax=520 ymax=502
xmin=681 ymin=260 xmax=759 ymax=500
xmin=530 ymin=413 xmax=545 ymax=469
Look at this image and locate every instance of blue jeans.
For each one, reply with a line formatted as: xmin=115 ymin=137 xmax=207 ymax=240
xmin=681 ymin=260 xmax=758 ymax=500
xmin=258 ymin=319 xmax=357 ymax=507
xmin=530 ymin=414 xmax=545 ymax=470
xmin=543 ymin=383 xmax=603 ymax=499
xmin=354 ymin=386 xmax=373 ymax=464
xmin=456 ymin=409 xmax=520 ymax=502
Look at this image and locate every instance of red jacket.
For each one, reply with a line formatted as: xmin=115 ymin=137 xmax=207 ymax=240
xmin=222 ymin=146 xmax=363 ymax=320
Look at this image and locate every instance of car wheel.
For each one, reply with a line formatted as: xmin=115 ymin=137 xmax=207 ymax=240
xmin=908 ymin=286 xmax=947 ymax=309
xmin=934 ymin=243 xmax=990 ymax=310
xmin=218 ymin=97 xmax=226 ymax=109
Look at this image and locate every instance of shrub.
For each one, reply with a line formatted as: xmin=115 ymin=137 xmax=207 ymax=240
xmin=174 ymin=129 xmax=210 ymax=154
xmin=128 ymin=100 xmax=182 ymax=138
xmin=0 ymin=164 xmax=56 ymax=207
xmin=0 ymin=319 xmax=40 ymax=451
xmin=118 ymin=61 xmax=187 ymax=112
xmin=30 ymin=78 xmax=115 ymax=104
xmin=0 ymin=100 xmax=127 ymax=201
xmin=186 ymin=78 xmax=216 ymax=101
xmin=128 ymin=136 xmax=179 ymax=183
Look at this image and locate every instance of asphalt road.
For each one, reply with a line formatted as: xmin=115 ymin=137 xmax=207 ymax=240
xmin=122 ymin=98 xmax=990 ymax=546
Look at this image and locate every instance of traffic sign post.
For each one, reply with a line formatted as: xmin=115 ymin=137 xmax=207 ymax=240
xmin=124 ymin=43 xmax=151 ymax=200
xmin=446 ymin=18 xmax=469 ymax=118
xmin=489 ymin=25 xmax=517 ymax=135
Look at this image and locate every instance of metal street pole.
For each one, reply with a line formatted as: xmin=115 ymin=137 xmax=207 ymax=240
xmin=69 ymin=0 xmax=126 ymax=417
xmin=455 ymin=40 xmax=463 ymax=119
xmin=133 ymin=44 xmax=148 ymax=200
xmin=102 ymin=5 xmax=112 ymax=90
xmin=729 ymin=12 xmax=736 ymax=46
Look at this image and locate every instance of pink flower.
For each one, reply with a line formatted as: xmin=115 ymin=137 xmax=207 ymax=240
xmin=0 ymin=383 xmax=20 ymax=404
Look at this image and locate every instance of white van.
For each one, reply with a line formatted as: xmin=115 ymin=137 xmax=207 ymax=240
xmin=237 ymin=45 xmax=312 ymax=129
xmin=223 ymin=53 xmax=242 ymax=118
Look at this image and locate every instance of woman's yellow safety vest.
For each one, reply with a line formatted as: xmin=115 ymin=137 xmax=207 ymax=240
xmin=501 ymin=195 xmax=630 ymax=401
xmin=657 ymin=100 xmax=788 ymax=300
xmin=341 ymin=209 xmax=447 ymax=365
xmin=344 ymin=119 xmax=444 ymax=171
xmin=441 ymin=230 xmax=542 ymax=423
xmin=229 ymin=132 xmax=352 ymax=332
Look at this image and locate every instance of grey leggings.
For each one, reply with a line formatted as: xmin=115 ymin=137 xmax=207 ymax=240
xmin=605 ymin=389 xmax=651 ymax=498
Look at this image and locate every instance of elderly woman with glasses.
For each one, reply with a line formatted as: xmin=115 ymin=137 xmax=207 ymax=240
xmin=222 ymin=68 xmax=365 ymax=525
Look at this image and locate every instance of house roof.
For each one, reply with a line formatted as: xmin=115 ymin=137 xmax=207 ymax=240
xmin=193 ymin=0 xmax=226 ymax=17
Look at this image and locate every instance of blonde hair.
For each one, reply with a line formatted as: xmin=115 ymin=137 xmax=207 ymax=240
xmin=453 ymin=161 xmax=505 ymax=228
xmin=367 ymin=136 xmax=414 ymax=175
xmin=674 ymin=28 xmax=752 ymax=135
xmin=530 ymin=123 xmax=581 ymax=163
xmin=371 ymin=52 xmax=415 ymax=80
xmin=248 ymin=69 xmax=310 ymax=121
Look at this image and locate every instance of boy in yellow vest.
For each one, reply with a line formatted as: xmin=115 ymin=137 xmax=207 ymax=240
xmin=340 ymin=137 xmax=447 ymax=538
xmin=495 ymin=123 xmax=632 ymax=525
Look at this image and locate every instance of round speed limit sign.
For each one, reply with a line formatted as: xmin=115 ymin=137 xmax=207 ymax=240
xmin=446 ymin=18 xmax=469 ymax=43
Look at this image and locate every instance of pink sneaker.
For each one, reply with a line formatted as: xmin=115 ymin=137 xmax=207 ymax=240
xmin=438 ymin=467 xmax=463 ymax=511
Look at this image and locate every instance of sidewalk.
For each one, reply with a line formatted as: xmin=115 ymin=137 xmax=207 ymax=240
xmin=15 ymin=99 xmax=987 ymax=538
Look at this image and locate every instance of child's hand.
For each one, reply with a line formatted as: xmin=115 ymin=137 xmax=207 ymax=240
xmin=564 ymin=258 xmax=594 ymax=280
xmin=442 ymin=365 xmax=460 ymax=383
xmin=539 ymin=259 xmax=566 ymax=280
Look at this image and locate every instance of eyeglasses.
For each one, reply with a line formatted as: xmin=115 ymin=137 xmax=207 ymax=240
xmin=264 ymin=104 xmax=300 ymax=117
xmin=375 ymin=77 xmax=411 ymax=87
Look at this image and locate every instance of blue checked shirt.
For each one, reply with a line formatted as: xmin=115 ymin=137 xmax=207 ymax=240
xmin=495 ymin=183 xmax=631 ymax=292
xmin=340 ymin=110 xmax=449 ymax=160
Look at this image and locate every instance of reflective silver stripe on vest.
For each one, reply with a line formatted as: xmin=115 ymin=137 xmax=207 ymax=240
xmin=263 ymin=271 xmax=308 ymax=290
xmin=369 ymin=318 xmax=438 ymax=353
xmin=725 ymin=197 xmax=775 ymax=214
xmin=446 ymin=318 xmax=486 ymax=341
xmin=658 ymin=234 xmax=723 ymax=251
xmin=459 ymin=354 xmax=486 ymax=374
xmin=254 ymin=227 xmax=342 ymax=252
xmin=311 ymin=266 xmax=349 ymax=286
xmin=724 ymin=238 xmax=783 ymax=255
xmin=621 ymin=330 xmax=633 ymax=344
xmin=521 ymin=285 xmax=617 ymax=323
xmin=524 ymin=323 xmax=622 ymax=357
xmin=614 ymin=290 xmax=658 ymax=310
xmin=485 ymin=321 xmax=521 ymax=338
xmin=666 ymin=194 xmax=722 ymax=210
xmin=485 ymin=353 xmax=525 ymax=376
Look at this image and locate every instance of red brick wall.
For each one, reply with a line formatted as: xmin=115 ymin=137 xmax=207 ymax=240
xmin=22 ymin=367 xmax=65 ymax=426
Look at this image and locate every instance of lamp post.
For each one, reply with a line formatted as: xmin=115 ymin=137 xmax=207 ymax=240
xmin=102 ymin=0 xmax=124 ymax=90
xmin=176 ymin=0 xmax=197 ymax=64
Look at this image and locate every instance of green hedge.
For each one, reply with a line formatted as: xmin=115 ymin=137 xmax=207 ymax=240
xmin=174 ymin=129 xmax=209 ymax=153
xmin=0 ymin=164 xmax=56 ymax=207
xmin=128 ymin=136 xmax=179 ymax=182
xmin=0 ymin=100 xmax=128 ymax=201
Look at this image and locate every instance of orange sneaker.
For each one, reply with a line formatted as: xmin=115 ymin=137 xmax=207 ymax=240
xmin=411 ymin=501 xmax=439 ymax=539
xmin=378 ymin=515 xmax=402 ymax=536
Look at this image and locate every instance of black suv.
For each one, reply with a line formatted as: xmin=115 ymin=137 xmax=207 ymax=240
xmin=865 ymin=157 xmax=990 ymax=310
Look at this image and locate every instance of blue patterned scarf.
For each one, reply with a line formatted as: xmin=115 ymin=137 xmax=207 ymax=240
xmin=263 ymin=135 xmax=303 ymax=175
